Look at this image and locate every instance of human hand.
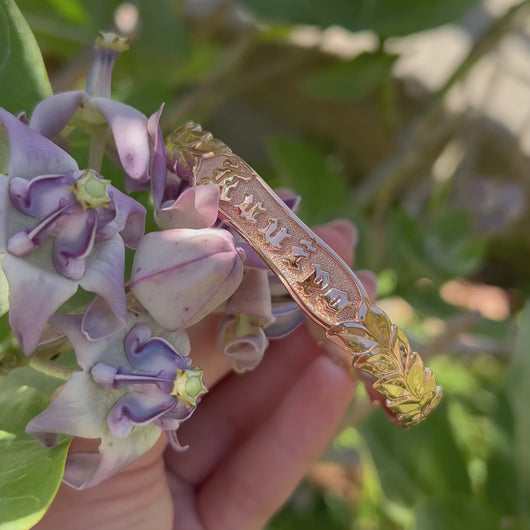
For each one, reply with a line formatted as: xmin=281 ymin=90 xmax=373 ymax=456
xmin=33 ymin=222 xmax=361 ymax=530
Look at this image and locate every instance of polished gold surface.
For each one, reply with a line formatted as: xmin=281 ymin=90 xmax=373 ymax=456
xmin=166 ymin=123 xmax=442 ymax=428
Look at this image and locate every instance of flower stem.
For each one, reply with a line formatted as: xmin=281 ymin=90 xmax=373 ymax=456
xmin=28 ymin=356 xmax=74 ymax=381
xmin=88 ymin=125 xmax=108 ymax=172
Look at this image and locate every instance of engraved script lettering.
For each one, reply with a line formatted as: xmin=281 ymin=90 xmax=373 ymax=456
xmin=284 ymin=239 xmax=317 ymax=269
xmin=303 ymin=263 xmax=330 ymax=290
xmin=299 ymin=264 xmax=351 ymax=312
xmin=259 ymin=218 xmax=291 ymax=249
xmin=235 ymin=193 xmax=266 ymax=222
xmin=203 ymin=157 xmax=252 ymax=200
xmin=323 ymin=288 xmax=351 ymax=311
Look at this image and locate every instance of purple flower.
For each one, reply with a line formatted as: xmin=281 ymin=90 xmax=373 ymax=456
xmin=130 ymin=228 xmax=244 ymax=331
xmin=26 ymin=313 xmax=206 ymax=489
xmin=148 ymin=114 xmax=222 ymax=229
xmin=29 ymin=33 xmax=153 ymax=190
xmin=0 ymin=108 xmax=145 ymax=353
xmin=218 ymin=268 xmax=273 ymax=372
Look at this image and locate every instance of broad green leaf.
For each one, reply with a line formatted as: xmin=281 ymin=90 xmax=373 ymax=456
xmin=359 ymin=399 xmax=471 ymax=506
xmin=504 ymin=301 xmax=530 ymax=511
xmin=0 ymin=385 xmax=70 ymax=530
xmin=236 ymin=0 xmax=480 ymax=37
xmin=0 ymin=0 xmax=52 ymax=114
xmin=266 ymin=136 xmax=351 ymax=224
xmin=484 ymin=393 xmax=522 ymax=520
xmin=412 ymin=497 xmax=500 ymax=530
xmin=302 ymin=53 xmax=397 ymax=102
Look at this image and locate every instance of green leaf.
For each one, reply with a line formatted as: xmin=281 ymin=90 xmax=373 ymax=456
xmin=0 ymin=0 xmax=52 ymax=114
xmin=302 ymin=53 xmax=398 ymax=102
xmin=0 ymin=385 xmax=70 ymax=530
xmin=504 ymin=301 xmax=530 ymax=511
xmin=412 ymin=497 xmax=500 ymax=530
xmin=359 ymin=399 xmax=471 ymax=506
xmin=266 ymin=136 xmax=351 ymax=224
xmin=423 ymin=209 xmax=485 ymax=277
xmin=236 ymin=0 xmax=480 ymax=37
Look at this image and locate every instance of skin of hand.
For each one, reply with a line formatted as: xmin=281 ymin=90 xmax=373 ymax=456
xmin=33 ymin=221 xmax=360 ymax=530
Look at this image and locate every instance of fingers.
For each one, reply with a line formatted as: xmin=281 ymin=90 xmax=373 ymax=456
xmin=196 ymin=355 xmax=357 ymax=530
xmin=34 ymin=435 xmax=173 ymax=530
xmin=165 ymin=323 xmax=324 ymax=485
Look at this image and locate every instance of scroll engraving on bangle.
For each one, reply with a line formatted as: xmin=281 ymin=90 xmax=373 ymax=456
xmin=166 ymin=124 xmax=442 ymax=428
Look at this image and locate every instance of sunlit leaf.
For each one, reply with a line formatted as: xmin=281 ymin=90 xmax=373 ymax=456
xmin=504 ymin=301 xmax=530 ymax=507
xmin=0 ymin=385 xmax=70 ymax=530
xmin=359 ymin=400 xmax=471 ymax=505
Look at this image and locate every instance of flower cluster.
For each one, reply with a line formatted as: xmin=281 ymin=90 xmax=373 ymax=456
xmin=1 ymin=32 xmax=376 ymax=489
xmin=0 ymin=33 xmax=247 ymax=489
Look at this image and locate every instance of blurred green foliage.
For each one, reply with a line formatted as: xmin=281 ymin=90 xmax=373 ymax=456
xmin=2 ymin=0 xmax=530 ymax=528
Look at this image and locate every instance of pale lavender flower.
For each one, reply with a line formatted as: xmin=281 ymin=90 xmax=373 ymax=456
xmin=130 ymin=228 xmax=244 ymax=331
xmin=0 ymin=108 xmax=145 ymax=353
xmin=148 ymin=113 xmax=222 ymax=229
xmin=29 ymin=33 xmax=153 ymax=190
xmin=218 ymin=268 xmax=273 ymax=372
xmin=26 ymin=313 xmax=206 ymax=489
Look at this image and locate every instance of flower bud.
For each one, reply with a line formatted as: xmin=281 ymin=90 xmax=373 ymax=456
xmin=130 ymin=228 xmax=244 ymax=330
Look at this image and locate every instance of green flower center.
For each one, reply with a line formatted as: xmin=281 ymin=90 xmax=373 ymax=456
xmin=72 ymin=170 xmax=111 ymax=209
xmin=172 ymin=368 xmax=208 ymax=407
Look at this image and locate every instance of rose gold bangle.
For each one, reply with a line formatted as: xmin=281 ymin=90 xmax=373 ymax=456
xmin=167 ymin=125 xmax=442 ymax=428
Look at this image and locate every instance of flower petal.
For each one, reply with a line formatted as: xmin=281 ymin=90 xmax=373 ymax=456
xmin=90 ymin=98 xmax=150 ymax=185
xmin=275 ymin=188 xmax=301 ymax=212
xmin=80 ymin=234 xmax=126 ymax=328
xmin=0 ymin=108 xmax=78 ymax=178
xmin=155 ymin=184 xmax=220 ymax=229
xmin=0 ymin=175 xmax=8 ymax=252
xmin=29 ymin=91 xmax=84 ymax=138
xmin=107 ymin=391 xmax=175 ymax=437
xmin=130 ymin=228 xmax=244 ymax=330
xmin=147 ymin=105 xmax=166 ymax=207
xmin=82 ymin=295 xmax=126 ymax=341
xmin=3 ymin=254 xmax=77 ymax=353
xmin=26 ymin=372 xmax=113 ymax=442
xmin=53 ymin=209 xmax=97 ymax=280
xmin=93 ymin=186 xmax=146 ymax=248
xmin=8 ymin=174 xmax=76 ymax=218
xmin=63 ymin=425 xmax=161 ymax=489
xmin=265 ymin=301 xmax=306 ymax=339
xmin=51 ymin=312 xmax=126 ymax=370
xmin=218 ymin=316 xmax=268 ymax=373
xmin=225 ymin=268 xmax=272 ymax=324
xmin=124 ymin=324 xmax=190 ymax=373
